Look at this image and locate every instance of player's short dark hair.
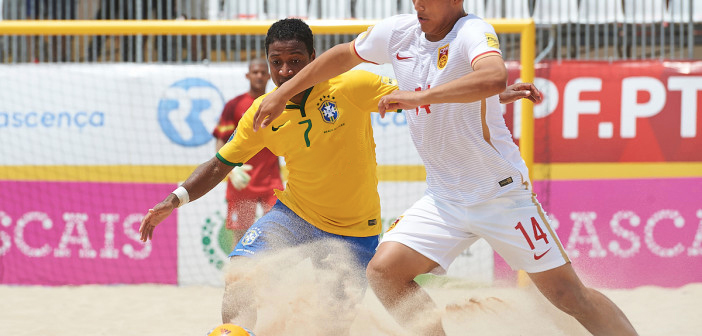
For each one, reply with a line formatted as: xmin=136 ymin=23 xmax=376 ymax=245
xmin=265 ymin=18 xmax=314 ymax=56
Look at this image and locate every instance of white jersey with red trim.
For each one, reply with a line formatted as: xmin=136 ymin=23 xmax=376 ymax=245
xmin=354 ymin=14 xmax=529 ymax=205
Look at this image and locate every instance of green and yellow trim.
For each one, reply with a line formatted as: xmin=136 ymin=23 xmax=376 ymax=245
xmin=215 ymin=153 xmax=243 ymax=168
xmin=284 ymin=87 xmax=313 ymax=118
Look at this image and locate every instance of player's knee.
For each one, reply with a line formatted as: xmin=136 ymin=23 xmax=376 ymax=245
xmin=366 ymin=257 xmax=413 ymax=287
xmin=365 ymin=259 xmax=381 ymax=282
xmin=366 ymin=257 xmax=391 ymax=286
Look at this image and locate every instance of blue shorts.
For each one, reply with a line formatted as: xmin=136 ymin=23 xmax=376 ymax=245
xmin=229 ymin=200 xmax=379 ymax=269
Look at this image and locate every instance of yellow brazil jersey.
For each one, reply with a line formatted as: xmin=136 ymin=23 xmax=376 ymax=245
xmin=216 ymin=70 xmax=398 ymax=237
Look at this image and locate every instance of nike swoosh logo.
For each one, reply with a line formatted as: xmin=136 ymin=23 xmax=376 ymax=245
xmin=396 ymin=52 xmax=412 ymax=60
xmin=533 ymin=248 xmax=552 ymax=260
xmin=271 ymin=121 xmax=289 ymax=132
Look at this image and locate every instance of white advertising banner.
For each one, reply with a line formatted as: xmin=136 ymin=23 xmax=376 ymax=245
xmin=0 ymin=63 xmax=250 ymax=165
xmin=0 ymin=63 xmax=422 ymax=166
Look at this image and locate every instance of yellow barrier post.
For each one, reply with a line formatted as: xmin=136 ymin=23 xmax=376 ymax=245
xmin=517 ymin=20 xmax=536 ymax=288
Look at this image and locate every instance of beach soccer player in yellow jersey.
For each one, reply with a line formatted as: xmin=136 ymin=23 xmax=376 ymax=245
xmin=252 ymin=2 xmax=639 ymax=336
xmin=139 ymin=17 xmax=545 ymax=334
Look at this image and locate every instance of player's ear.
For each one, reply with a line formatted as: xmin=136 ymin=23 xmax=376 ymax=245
xmin=310 ymin=49 xmax=316 ymax=61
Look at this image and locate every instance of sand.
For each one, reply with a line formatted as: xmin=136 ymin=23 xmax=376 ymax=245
xmin=1 ymin=281 xmax=701 ymax=335
xmin=2 ymin=243 xmax=699 ymax=336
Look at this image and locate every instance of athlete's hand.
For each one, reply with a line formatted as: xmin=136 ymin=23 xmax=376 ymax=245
xmin=229 ymin=164 xmax=253 ymax=190
xmin=499 ymin=82 xmax=543 ymax=104
xmin=378 ymin=90 xmax=423 ymax=117
xmin=253 ymin=90 xmax=287 ymax=132
xmin=139 ymin=197 xmax=177 ymax=242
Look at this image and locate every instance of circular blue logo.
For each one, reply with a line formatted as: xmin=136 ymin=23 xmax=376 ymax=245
xmin=157 ymin=78 xmax=225 ymax=147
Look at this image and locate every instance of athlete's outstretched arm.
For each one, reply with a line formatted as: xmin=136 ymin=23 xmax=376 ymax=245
xmin=253 ymin=42 xmax=363 ymax=131
xmin=378 ymin=55 xmax=508 ymax=115
xmin=139 ymin=157 xmax=233 ymax=242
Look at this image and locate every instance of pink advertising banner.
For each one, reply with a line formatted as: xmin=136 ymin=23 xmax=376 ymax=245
xmin=0 ymin=181 xmax=178 ymax=285
xmin=495 ymin=178 xmax=702 ymax=288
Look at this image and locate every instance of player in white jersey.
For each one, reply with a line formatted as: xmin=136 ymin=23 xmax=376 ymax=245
xmin=252 ymin=1 xmax=639 ymax=335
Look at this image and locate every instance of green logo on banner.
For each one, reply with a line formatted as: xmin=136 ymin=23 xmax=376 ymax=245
xmin=200 ymin=203 xmax=234 ymax=270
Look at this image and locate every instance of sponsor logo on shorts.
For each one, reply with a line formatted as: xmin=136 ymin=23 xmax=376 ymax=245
xmin=533 ymin=248 xmax=552 ymax=260
xmin=242 ymin=227 xmax=261 ymax=246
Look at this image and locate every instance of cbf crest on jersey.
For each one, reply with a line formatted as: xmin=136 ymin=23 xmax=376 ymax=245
xmin=317 ymin=95 xmax=339 ymax=124
xmin=438 ymin=44 xmax=449 ymax=69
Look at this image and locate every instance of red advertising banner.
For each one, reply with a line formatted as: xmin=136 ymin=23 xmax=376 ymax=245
xmin=505 ymin=60 xmax=702 ymax=163
xmin=0 ymin=181 xmax=178 ymax=285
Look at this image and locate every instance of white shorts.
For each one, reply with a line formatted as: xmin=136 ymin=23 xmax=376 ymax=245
xmin=381 ymin=184 xmax=569 ymax=274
